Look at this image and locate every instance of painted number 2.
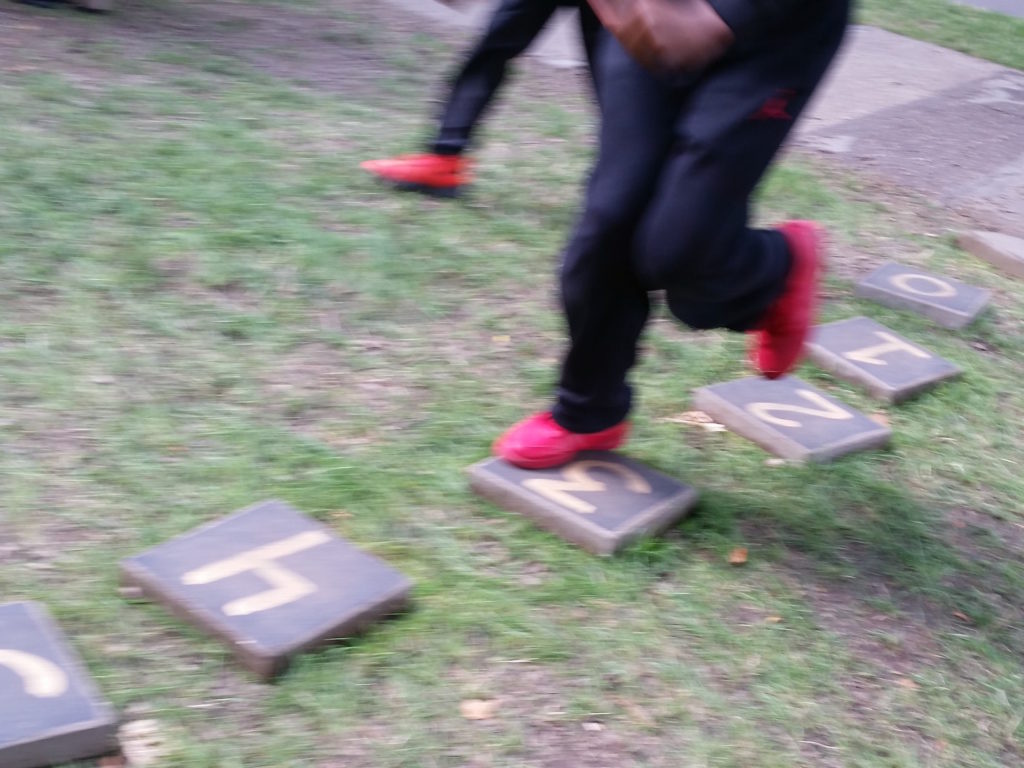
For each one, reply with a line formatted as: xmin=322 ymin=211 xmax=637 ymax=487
xmin=523 ymin=460 xmax=652 ymax=514
xmin=747 ymin=389 xmax=854 ymax=428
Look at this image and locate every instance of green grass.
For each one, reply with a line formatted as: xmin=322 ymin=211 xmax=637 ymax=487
xmin=858 ymin=0 xmax=1024 ymax=69
xmin=1 ymin=1 xmax=1023 ymax=766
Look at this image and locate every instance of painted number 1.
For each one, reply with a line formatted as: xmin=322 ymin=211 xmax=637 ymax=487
xmin=523 ymin=460 xmax=652 ymax=514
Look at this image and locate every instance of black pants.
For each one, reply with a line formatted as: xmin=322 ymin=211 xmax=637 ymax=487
xmin=433 ymin=0 xmax=592 ymax=155
xmin=552 ymin=0 xmax=851 ymax=433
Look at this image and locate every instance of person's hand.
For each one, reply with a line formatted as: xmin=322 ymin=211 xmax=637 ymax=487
xmin=589 ymin=0 xmax=735 ymax=72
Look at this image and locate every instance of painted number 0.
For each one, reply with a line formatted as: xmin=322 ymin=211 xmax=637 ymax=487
xmin=523 ymin=460 xmax=652 ymax=514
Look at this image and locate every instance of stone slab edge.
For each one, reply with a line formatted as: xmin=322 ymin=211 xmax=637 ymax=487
xmin=804 ymin=339 xmax=963 ymax=404
xmin=119 ymin=505 xmax=413 ymax=681
xmin=692 ymin=386 xmax=892 ymax=463
xmin=957 ymin=231 xmax=1024 ymax=279
xmin=467 ymin=460 xmax=698 ymax=556
xmin=120 ymin=560 xmax=412 ymax=681
xmin=853 ymin=280 xmax=989 ymax=330
xmin=0 ymin=602 xmax=119 ymax=768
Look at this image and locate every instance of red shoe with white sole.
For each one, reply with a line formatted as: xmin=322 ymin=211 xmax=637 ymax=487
xmin=493 ymin=412 xmax=630 ymax=470
xmin=359 ymin=153 xmax=470 ymax=197
xmin=749 ymin=220 xmax=825 ymax=379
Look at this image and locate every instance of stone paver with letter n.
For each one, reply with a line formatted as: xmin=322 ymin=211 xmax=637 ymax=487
xmin=855 ymin=262 xmax=991 ymax=329
xmin=805 ymin=316 xmax=962 ymax=403
xmin=0 ymin=602 xmax=118 ymax=768
xmin=468 ymin=452 xmax=698 ymax=555
xmin=120 ymin=500 xmax=412 ymax=680
xmin=694 ymin=376 xmax=892 ymax=462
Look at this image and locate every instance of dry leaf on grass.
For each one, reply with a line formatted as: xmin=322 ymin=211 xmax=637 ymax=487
xmin=460 ymin=699 xmax=498 ymax=720
xmin=728 ymin=547 xmax=748 ymax=565
xmin=897 ymin=677 xmax=918 ymax=689
xmin=869 ymin=412 xmax=891 ymax=427
xmin=491 ymin=335 xmax=511 ymax=344
xmin=661 ymin=410 xmax=726 ymax=432
xmin=952 ymin=610 xmax=972 ymax=623
xmin=765 ymin=616 xmax=782 ymax=624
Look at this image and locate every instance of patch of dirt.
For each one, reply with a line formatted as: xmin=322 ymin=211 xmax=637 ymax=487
xmin=740 ymin=491 xmax=1024 ymax=660
xmin=787 ymin=553 xmax=944 ymax=679
xmin=259 ymin=340 xmax=432 ymax=450
xmin=940 ymin=506 xmax=1024 ymax=651
xmin=468 ymin=534 xmax=551 ymax=587
xmin=1 ymin=0 xmax=450 ymax=95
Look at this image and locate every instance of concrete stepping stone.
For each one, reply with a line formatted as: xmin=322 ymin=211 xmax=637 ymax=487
xmin=855 ymin=262 xmax=990 ymax=329
xmin=805 ymin=316 xmax=962 ymax=403
xmin=121 ymin=500 xmax=412 ymax=680
xmin=0 ymin=602 xmax=118 ymax=768
xmin=693 ymin=376 xmax=891 ymax=462
xmin=957 ymin=230 xmax=1024 ymax=279
xmin=468 ymin=452 xmax=698 ymax=555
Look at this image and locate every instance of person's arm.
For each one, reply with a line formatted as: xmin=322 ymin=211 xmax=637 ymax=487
xmin=590 ymin=0 xmax=815 ymax=73
xmin=587 ymin=0 xmax=735 ymax=72
xmin=706 ymin=0 xmax=809 ymax=44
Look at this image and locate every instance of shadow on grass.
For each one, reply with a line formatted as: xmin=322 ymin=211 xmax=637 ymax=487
xmin=684 ymin=467 xmax=1024 ymax=659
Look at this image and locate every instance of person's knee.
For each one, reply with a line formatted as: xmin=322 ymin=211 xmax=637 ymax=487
xmin=633 ymin=208 xmax=723 ymax=290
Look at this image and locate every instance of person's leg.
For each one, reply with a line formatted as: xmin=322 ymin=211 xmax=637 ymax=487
xmin=361 ymin=0 xmax=566 ymax=194
xmin=557 ymin=32 xmax=687 ymax=432
xmin=433 ymin=0 xmax=566 ymax=156
xmin=630 ymin=0 xmax=850 ymax=365
xmin=576 ymin=2 xmax=603 ymax=97
xmin=494 ymin=34 xmax=680 ymax=467
xmin=495 ymin=1 xmax=850 ymax=467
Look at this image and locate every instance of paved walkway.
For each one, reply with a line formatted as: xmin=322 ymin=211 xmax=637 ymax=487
xmin=385 ymin=0 xmax=1024 ymax=235
xmin=955 ymin=0 xmax=1024 ymax=18
xmin=796 ymin=26 xmax=1024 ymax=235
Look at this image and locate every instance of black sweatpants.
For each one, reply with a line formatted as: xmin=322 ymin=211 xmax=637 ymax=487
xmin=432 ymin=0 xmax=592 ymax=155
xmin=552 ymin=0 xmax=851 ymax=433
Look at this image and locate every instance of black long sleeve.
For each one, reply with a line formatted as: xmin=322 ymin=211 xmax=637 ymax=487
xmin=708 ymin=0 xmax=815 ymax=44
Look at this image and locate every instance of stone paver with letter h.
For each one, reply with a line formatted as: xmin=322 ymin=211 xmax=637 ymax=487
xmin=120 ymin=500 xmax=412 ymax=680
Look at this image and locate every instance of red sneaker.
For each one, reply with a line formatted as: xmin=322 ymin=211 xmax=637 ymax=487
xmin=493 ymin=412 xmax=630 ymax=470
xmin=749 ymin=221 xmax=825 ymax=379
xmin=359 ymin=153 xmax=470 ymax=197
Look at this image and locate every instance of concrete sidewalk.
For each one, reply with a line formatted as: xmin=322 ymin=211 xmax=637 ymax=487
xmin=795 ymin=26 xmax=1024 ymax=236
xmin=385 ymin=0 xmax=1024 ymax=234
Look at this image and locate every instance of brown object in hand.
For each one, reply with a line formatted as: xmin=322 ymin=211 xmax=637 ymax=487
xmin=587 ymin=0 xmax=735 ymax=73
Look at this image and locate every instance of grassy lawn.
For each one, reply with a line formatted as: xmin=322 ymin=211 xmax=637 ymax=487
xmin=858 ymin=0 xmax=1024 ymax=69
xmin=1 ymin=1 xmax=1022 ymax=766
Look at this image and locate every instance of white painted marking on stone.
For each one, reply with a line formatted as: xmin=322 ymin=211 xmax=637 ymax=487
xmin=844 ymin=332 xmax=932 ymax=366
xmin=890 ymin=273 xmax=957 ymax=298
xmin=0 ymin=648 xmax=69 ymax=698
xmin=523 ymin=460 xmax=651 ymax=515
xmin=746 ymin=390 xmax=855 ymax=429
xmin=182 ymin=530 xmax=330 ymax=616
